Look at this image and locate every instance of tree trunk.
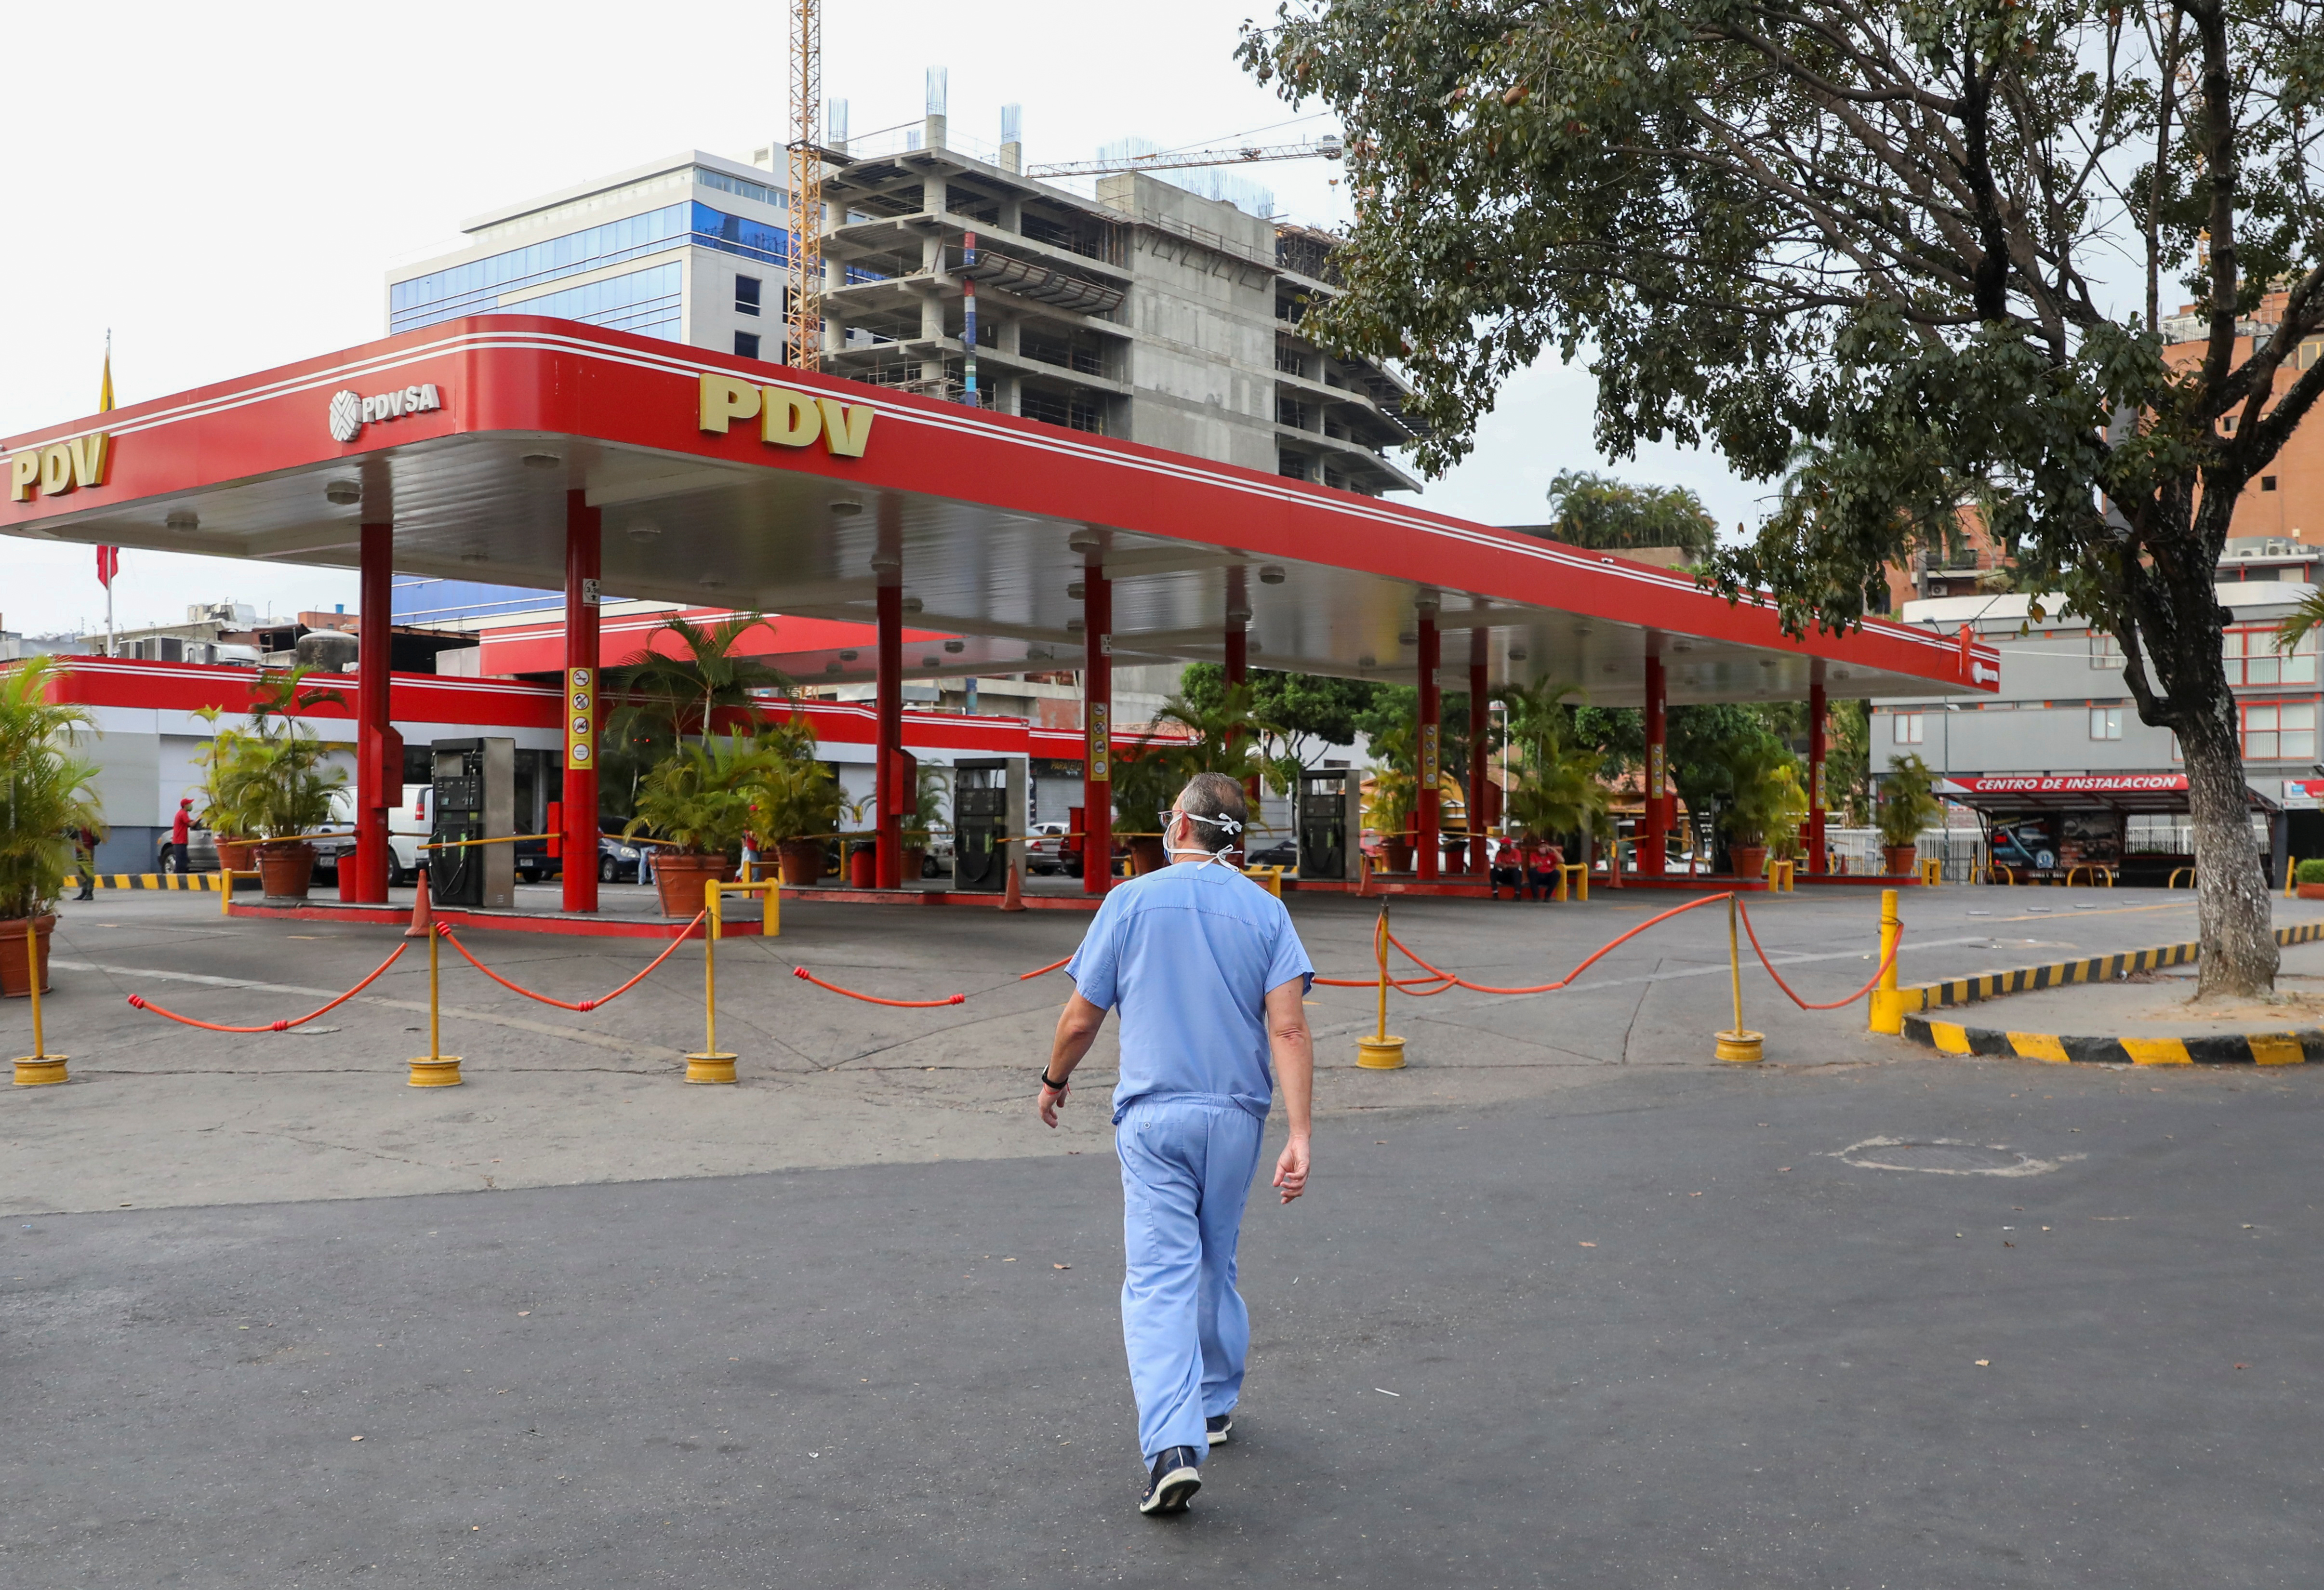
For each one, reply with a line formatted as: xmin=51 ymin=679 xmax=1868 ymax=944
xmin=2178 ymin=690 xmax=2279 ymax=999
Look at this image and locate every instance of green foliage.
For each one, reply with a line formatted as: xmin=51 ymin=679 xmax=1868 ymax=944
xmin=608 ymin=612 xmax=793 ymax=749
xmin=912 ymin=764 xmax=950 ymax=839
xmin=212 ymin=667 xmax=348 ymax=842
xmin=0 ymin=658 xmax=104 ymax=919
xmin=1363 ymin=720 xmax=1418 ymax=834
xmin=1180 ymin=664 xmax=1381 ymax=793
xmin=1543 ymin=470 xmax=1718 ymax=558
xmin=1878 ymin=755 xmax=1944 ymax=849
xmin=1152 ymin=686 xmax=1263 ymax=782
xmin=1825 ymin=700 xmax=1872 ymax=826
xmin=2296 ymin=858 xmax=2324 ymax=885
xmin=1716 ymin=739 xmax=1805 ymax=849
xmin=1109 ymin=743 xmax=1182 ymax=833
xmin=1500 ymin=687 xmax=1613 ymax=845
xmin=1241 ymin=0 xmax=2324 ymax=985
xmin=624 ymin=716 xmax=837 ymax=857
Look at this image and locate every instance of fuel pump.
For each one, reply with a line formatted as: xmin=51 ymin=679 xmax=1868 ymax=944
xmin=1298 ymin=768 xmax=1363 ymax=881
xmin=951 ymin=756 xmax=1027 ymax=892
xmin=427 ymin=737 xmax=515 ymax=909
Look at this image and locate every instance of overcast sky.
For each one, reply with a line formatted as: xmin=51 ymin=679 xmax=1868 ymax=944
xmin=0 ymin=0 xmax=1762 ymax=638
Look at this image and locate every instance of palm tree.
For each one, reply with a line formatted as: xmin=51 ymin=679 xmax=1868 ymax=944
xmin=0 ymin=656 xmax=103 ymax=922
xmin=609 ymin=611 xmax=793 ymax=745
xmin=2278 ymin=590 xmax=2324 ymax=655
xmin=1151 ymin=685 xmax=1263 ymax=782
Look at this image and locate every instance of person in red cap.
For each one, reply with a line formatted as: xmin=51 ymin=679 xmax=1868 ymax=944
xmin=167 ymin=798 xmax=193 ymax=876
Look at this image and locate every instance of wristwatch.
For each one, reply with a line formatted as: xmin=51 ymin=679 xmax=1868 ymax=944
xmin=1040 ymin=1070 xmax=1070 ymax=1091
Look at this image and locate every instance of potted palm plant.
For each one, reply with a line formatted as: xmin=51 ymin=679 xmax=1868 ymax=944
xmin=1879 ymin=754 xmax=1942 ymax=877
xmin=904 ymin=764 xmax=948 ymax=881
xmin=624 ymin=733 xmax=764 ymax=915
xmin=0 ymin=658 xmax=103 ymax=997
xmin=1364 ymin=721 xmax=1419 ymax=872
xmin=213 ymin=667 xmax=346 ymax=901
xmin=1717 ymin=739 xmax=1806 ymax=880
xmin=1502 ymin=695 xmax=1614 ymax=878
xmin=1111 ymin=744 xmax=1181 ymax=875
xmin=189 ymin=706 xmax=260 ymax=872
xmin=736 ymin=717 xmax=841 ymax=888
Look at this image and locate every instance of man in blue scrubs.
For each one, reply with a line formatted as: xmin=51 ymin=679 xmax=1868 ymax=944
xmin=1037 ymin=771 xmax=1316 ymax=1517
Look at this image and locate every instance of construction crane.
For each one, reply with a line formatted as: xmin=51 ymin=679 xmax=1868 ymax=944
xmin=1025 ymin=135 xmax=1342 ymax=181
xmin=786 ymin=0 xmax=823 ymax=371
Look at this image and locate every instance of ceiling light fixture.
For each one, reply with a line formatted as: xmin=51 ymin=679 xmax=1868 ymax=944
xmin=829 ymin=499 xmax=865 ymax=517
xmin=324 ymin=480 xmax=362 ymax=506
xmin=165 ymin=509 xmax=199 ymax=533
xmin=943 ymin=639 xmax=965 ymax=654
xmin=1258 ymin=565 xmax=1286 ymax=585
xmin=521 ymin=452 xmax=561 ymax=470
xmin=1066 ymin=618 xmax=1086 ymax=633
xmin=627 ymin=520 xmax=663 ymax=542
xmin=921 ymin=655 xmax=940 ymax=668
xmin=1508 ymin=646 xmax=1529 ymax=662
xmin=824 ymin=660 xmax=843 ymax=674
xmin=839 ymin=649 xmax=859 ymax=662
xmin=1068 ymin=530 xmax=1101 ymax=552
xmin=1225 ymin=605 xmax=1251 ymax=623
xmin=902 ymin=596 xmax=924 ymax=614
xmin=870 ymin=552 xmax=902 ymax=574
xmin=1067 ymin=581 xmax=1087 ymax=601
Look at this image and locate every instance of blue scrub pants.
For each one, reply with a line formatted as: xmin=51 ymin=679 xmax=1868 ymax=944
xmin=1116 ymin=1094 xmax=1265 ymax=1463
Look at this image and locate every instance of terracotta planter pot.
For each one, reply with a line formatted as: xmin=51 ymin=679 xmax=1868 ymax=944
xmin=1128 ymin=836 xmax=1168 ymax=875
xmin=1729 ymin=844 xmax=1768 ymax=880
xmin=652 ymin=851 xmax=738 ymax=916
xmin=214 ymin=837 xmax=259 ymax=873
xmin=903 ymin=847 xmax=927 ymax=881
xmin=0 ymin=915 xmax=55 ymax=998
xmin=847 ymin=844 xmax=877 ymax=888
xmin=1883 ymin=845 xmax=1920 ymax=877
xmin=256 ymin=841 xmax=317 ymax=901
xmin=1383 ymin=840 xmax=1414 ymax=874
xmin=2297 ymin=882 xmax=2324 ymax=901
xmin=775 ymin=839 xmax=825 ymax=888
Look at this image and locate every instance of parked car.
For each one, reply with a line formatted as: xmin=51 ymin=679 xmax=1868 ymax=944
xmin=160 ymin=825 xmax=221 ymax=874
xmin=1244 ymin=837 xmax=1298 ymax=870
xmin=598 ymin=833 xmax=647 ymax=883
xmin=1025 ymin=822 xmax=1070 ymax=874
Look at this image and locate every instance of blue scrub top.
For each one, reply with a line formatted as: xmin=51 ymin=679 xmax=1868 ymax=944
xmin=1065 ymin=860 xmax=1315 ymax=1123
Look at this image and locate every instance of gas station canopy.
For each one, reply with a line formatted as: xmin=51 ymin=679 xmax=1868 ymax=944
xmin=2 ymin=316 xmax=1999 ymax=703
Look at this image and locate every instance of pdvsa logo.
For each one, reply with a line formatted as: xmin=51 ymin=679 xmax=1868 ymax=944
xmin=328 ymin=383 xmax=444 ymax=444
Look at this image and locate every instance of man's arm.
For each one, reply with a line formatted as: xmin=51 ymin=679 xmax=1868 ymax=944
xmin=1265 ymin=977 xmax=1314 ymax=1202
xmin=1038 ymin=992 xmax=1108 ymax=1128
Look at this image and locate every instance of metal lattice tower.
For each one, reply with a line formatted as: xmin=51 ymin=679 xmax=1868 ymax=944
xmin=785 ymin=0 xmax=823 ymax=371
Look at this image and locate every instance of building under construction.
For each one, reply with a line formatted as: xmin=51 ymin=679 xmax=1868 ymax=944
xmin=388 ymin=83 xmax=1420 ymax=498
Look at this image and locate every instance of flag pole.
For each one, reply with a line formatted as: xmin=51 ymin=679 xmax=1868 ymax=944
xmin=100 ymin=332 xmax=116 ymax=659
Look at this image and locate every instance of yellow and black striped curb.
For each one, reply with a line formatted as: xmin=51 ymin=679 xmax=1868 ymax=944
xmin=1901 ymin=919 xmax=2324 ymax=1014
xmin=87 ymin=874 xmax=231 ymax=892
xmin=1903 ymin=1013 xmax=2324 ymax=1066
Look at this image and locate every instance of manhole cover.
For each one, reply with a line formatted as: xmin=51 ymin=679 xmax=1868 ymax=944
xmin=1838 ymin=1137 xmax=2056 ymax=1176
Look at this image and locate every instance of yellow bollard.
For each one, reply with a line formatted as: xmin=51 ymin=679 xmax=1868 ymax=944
xmin=1355 ymin=903 xmax=1407 ymax=1069
xmin=687 ymin=877 xmax=738 ymax=1084
xmin=13 ymin=918 xmax=67 ymax=1086
xmin=1867 ymin=887 xmax=1905 ymax=1034
xmin=1714 ymin=895 xmax=1764 ymax=1062
xmin=406 ymin=928 xmax=464 ymax=1087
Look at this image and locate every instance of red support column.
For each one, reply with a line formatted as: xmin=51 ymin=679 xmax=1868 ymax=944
xmin=345 ymin=522 xmax=396 ymax=903
xmin=1641 ymin=646 xmax=1669 ymax=876
xmin=875 ymin=580 xmax=903 ymax=890
xmin=561 ymin=492 xmax=601 ymax=914
xmin=1469 ymin=636 xmax=1489 ymax=877
xmin=1415 ymin=610 xmax=1441 ymax=882
xmin=1083 ymin=567 xmax=1113 ymax=895
xmin=1807 ymin=665 xmax=1830 ymax=875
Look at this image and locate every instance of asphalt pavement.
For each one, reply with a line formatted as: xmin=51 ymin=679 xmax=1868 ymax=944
xmin=5 ymin=1057 xmax=2318 ymax=1587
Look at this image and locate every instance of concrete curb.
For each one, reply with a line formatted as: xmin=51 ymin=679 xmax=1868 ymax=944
xmin=1902 ymin=1011 xmax=2324 ymax=1066
xmin=1901 ymin=918 xmax=2324 ymax=1014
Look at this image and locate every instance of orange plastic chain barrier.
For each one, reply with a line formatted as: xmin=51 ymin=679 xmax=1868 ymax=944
xmin=1735 ymin=898 xmax=1900 ymax=1009
xmin=1313 ymin=892 xmax=1738 ymax=995
xmin=1017 ymin=954 xmax=1073 ymax=981
xmin=438 ymin=914 xmax=705 ymax=1012
xmin=790 ymin=966 xmax=965 ymax=1007
xmin=126 ymin=942 xmax=409 ymax=1033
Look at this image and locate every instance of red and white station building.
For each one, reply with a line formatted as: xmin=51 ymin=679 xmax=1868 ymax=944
xmin=2 ymin=315 xmax=1997 ymax=913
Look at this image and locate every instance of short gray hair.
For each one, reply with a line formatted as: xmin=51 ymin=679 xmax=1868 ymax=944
xmin=1175 ymin=771 xmax=1248 ymax=854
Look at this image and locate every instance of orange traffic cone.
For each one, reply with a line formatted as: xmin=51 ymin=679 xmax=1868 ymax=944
xmin=404 ymin=869 xmax=436 ymax=938
xmin=1001 ymin=858 xmax=1026 ymax=911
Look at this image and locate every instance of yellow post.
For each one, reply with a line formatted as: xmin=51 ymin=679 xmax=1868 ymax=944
xmin=1356 ymin=902 xmax=1407 ymax=1069
xmin=1868 ymin=887 xmax=1905 ymax=1034
xmin=1715 ymin=895 xmax=1764 ymax=1061
xmin=406 ymin=927 xmax=464 ymax=1086
xmin=687 ymin=877 xmax=738 ymax=1083
xmin=13 ymin=917 xmax=67 ymax=1085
